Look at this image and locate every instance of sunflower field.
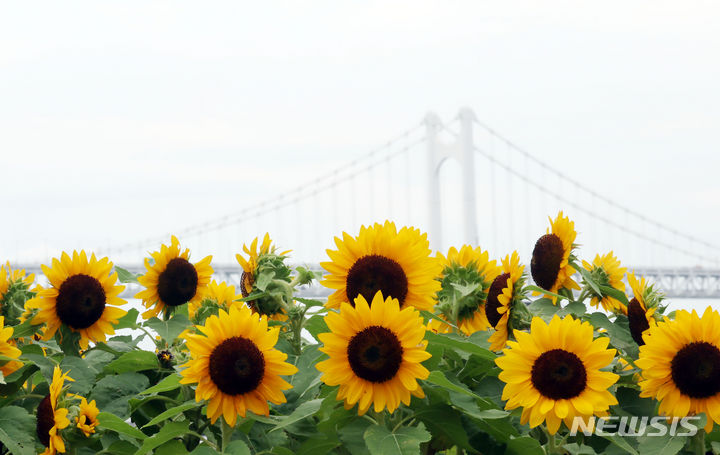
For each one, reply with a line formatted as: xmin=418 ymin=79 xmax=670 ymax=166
xmin=0 ymin=213 xmax=718 ymax=455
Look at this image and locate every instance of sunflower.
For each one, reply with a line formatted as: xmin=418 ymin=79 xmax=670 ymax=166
xmin=75 ymin=396 xmax=99 ymax=437
xmin=486 ymin=251 xmax=527 ymax=351
xmin=136 ymin=236 xmax=213 ymax=319
xmin=495 ymin=315 xmax=619 ymax=434
xmin=321 ymin=221 xmax=441 ymax=312
xmin=188 ymin=280 xmax=241 ymax=320
xmin=0 ymin=316 xmax=22 ymax=377
xmin=316 ymin=291 xmax=431 ymax=415
xmin=626 ymin=272 xmax=660 ymax=346
xmin=24 ymin=251 xmax=127 ymax=350
xmin=581 ymin=252 xmax=627 ymax=314
xmin=236 ymin=234 xmax=291 ymax=322
xmin=179 ymin=304 xmax=298 ymax=426
xmin=530 ymin=212 xmax=580 ymax=304
xmin=427 ymin=245 xmax=499 ymax=336
xmin=636 ymin=307 xmax=720 ymax=432
xmin=1 ymin=261 xmax=35 ymax=302
xmin=37 ymin=366 xmax=73 ymax=455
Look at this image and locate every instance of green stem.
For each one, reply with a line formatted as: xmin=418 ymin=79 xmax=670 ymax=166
xmin=221 ymin=419 xmax=235 ymax=453
xmin=186 ymin=431 xmax=219 ymax=451
xmin=542 ymin=424 xmax=559 ymax=454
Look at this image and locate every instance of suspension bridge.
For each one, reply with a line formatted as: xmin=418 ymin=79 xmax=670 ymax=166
xmin=13 ymin=108 xmax=720 ymax=298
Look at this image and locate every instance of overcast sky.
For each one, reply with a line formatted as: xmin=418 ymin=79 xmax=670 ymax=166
xmin=1 ymin=1 xmax=718 ymax=267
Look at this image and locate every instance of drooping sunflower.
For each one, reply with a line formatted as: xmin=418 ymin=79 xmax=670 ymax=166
xmin=321 ymin=221 xmax=441 ymax=311
xmin=626 ymin=271 xmax=661 ymax=346
xmin=36 ymin=366 xmax=73 ymax=455
xmin=0 ymin=316 xmax=22 ymax=377
xmin=188 ymin=280 xmax=241 ymax=320
xmin=24 ymin=251 xmax=127 ymax=350
xmin=581 ymin=252 xmax=627 ymax=314
xmin=427 ymin=245 xmax=499 ymax=335
xmin=75 ymin=396 xmax=99 ymax=437
xmin=136 ymin=236 xmax=213 ymax=319
xmin=530 ymin=212 xmax=580 ymax=304
xmin=486 ymin=251 xmax=528 ymax=351
xmin=316 ymin=291 xmax=431 ymax=415
xmin=236 ymin=233 xmax=291 ymax=322
xmin=495 ymin=315 xmax=619 ymax=434
xmin=180 ymin=304 xmax=298 ymax=426
xmin=637 ymin=307 xmax=720 ymax=432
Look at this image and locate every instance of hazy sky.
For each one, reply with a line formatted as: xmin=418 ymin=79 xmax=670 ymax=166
xmin=1 ymin=1 xmax=719 ymax=266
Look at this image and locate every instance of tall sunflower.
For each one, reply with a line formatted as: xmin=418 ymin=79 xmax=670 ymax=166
xmin=321 ymin=221 xmax=441 ymax=311
xmin=495 ymin=315 xmax=619 ymax=434
xmin=180 ymin=304 xmax=298 ymax=426
xmin=581 ymin=252 xmax=627 ymax=314
xmin=236 ymin=234 xmax=292 ymax=322
xmin=36 ymin=366 xmax=73 ymax=455
xmin=75 ymin=396 xmax=99 ymax=437
xmin=24 ymin=251 xmax=127 ymax=350
xmin=486 ymin=251 xmax=528 ymax=351
xmin=0 ymin=316 xmax=22 ymax=377
xmin=316 ymin=291 xmax=431 ymax=415
xmin=136 ymin=236 xmax=213 ymax=319
xmin=637 ymin=307 xmax=720 ymax=432
xmin=626 ymin=271 xmax=661 ymax=346
xmin=530 ymin=212 xmax=580 ymax=304
xmin=188 ymin=280 xmax=241 ymax=320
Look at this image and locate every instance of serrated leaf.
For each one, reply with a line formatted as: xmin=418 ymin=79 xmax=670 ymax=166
xmin=225 ymin=440 xmax=251 ymax=455
xmin=144 ymin=314 xmax=191 ymax=343
xmin=424 ymin=332 xmax=495 ymax=361
xmin=105 ymin=350 xmax=159 ymax=374
xmin=142 ymin=401 xmax=202 ymax=428
xmin=0 ymin=406 xmax=36 ymax=455
xmin=133 ymin=421 xmax=190 ymax=455
xmin=139 ymin=373 xmax=182 ymax=395
xmin=363 ymin=423 xmax=431 ymax=455
xmin=506 ymin=436 xmax=543 ymax=455
xmin=116 ymin=266 xmax=140 ymax=284
xmin=269 ymin=398 xmax=323 ymax=432
xmin=97 ymin=411 xmax=147 ymax=440
xmin=115 ymin=308 xmax=140 ymax=330
xmin=91 ymin=372 xmax=150 ymax=419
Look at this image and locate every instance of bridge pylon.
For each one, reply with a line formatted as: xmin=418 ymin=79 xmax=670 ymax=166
xmin=424 ymin=108 xmax=479 ymax=251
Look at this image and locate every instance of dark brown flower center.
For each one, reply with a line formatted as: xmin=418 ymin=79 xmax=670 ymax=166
xmin=209 ymin=336 xmax=265 ymax=395
xmin=36 ymin=394 xmax=54 ymax=447
xmin=347 ymin=326 xmax=403 ymax=383
xmin=345 ymin=255 xmax=408 ymax=306
xmin=627 ymin=298 xmax=650 ymax=346
xmin=56 ymin=274 xmax=106 ymax=329
xmin=157 ymin=258 xmax=198 ymax=307
xmin=486 ymin=273 xmax=511 ymax=328
xmin=671 ymin=341 xmax=720 ymax=398
xmin=531 ymin=349 xmax=587 ymax=399
xmin=531 ymin=234 xmax=565 ymax=291
xmin=240 ymin=270 xmax=254 ymax=298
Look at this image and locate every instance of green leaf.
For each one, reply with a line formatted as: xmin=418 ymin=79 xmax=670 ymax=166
xmin=9 ymin=318 xmax=37 ymax=339
xmin=106 ymin=440 xmax=141 ymax=455
xmin=413 ymin=404 xmax=474 ymax=452
xmin=145 ymin=314 xmax=191 ymax=343
xmin=526 ymin=285 xmax=569 ymax=302
xmin=577 ymin=266 xmax=603 ymax=296
xmin=285 ymin=345 xmax=323 ymax=401
xmin=600 ymin=434 xmax=639 ymax=455
xmin=0 ymin=406 xmax=37 ymax=455
xmin=97 ymin=411 xmax=147 ymax=440
xmin=363 ymin=423 xmax=431 ymax=455
xmin=294 ymin=297 xmax=325 ymax=308
xmin=189 ymin=446 xmax=218 ymax=455
xmin=599 ymin=285 xmax=630 ymax=306
xmin=142 ymin=401 xmax=202 ymax=428
xmin=105 ymin=350 xmax=159 ymax=374
xmin=116 ymin=266 xmax=140 ymax=284
xmin=91 ymin=372 xmax=150 ymax=419
xmin=424 ymin=332 xmax=495 ymax=361
xmin=139 ymin=373 xmax=182 ymax=395
xmin=60 ymin=356 xmax=98 ymax=396
xmin=269 ymin=398 xmax=323 ymax=432
xmin=420 ymin=310 xmax=458 ymax=330
xmin=155 ymin=439 xmax=190 ymax=455
xmin=563 ymin=443 xmax=597 ymax=455
xmin=296 ymin=436 xmax=340 ymax=455
xmin=339 ymin=418 xmax=372 ymax=455
xmin=225 ymin=440 xmax=252 ymax=455
xmin=425 ymin=371 xmax=484 ymax=402
xmin=116 ymin=308 xmax=140 ymax=330
xmin=506 ymin=436 xmax=544 ymax=455
xmin=304 ymin=314 xmax=330 ymax=341
xmin=133 ymin=421 xmax=190 ymax=455
xmin=637 ymin=433 xmax=687 ymax=455
xmin=557 ymin=301 xmax=587 ymax=317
